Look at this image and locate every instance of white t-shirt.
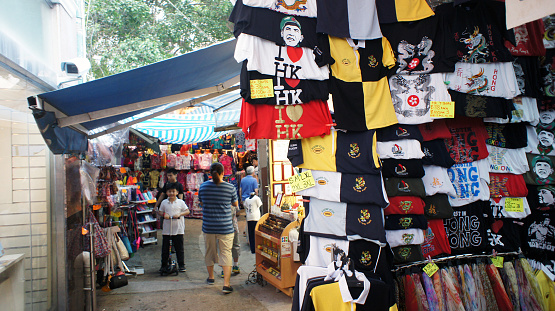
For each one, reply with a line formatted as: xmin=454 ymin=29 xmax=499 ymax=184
xmin=533 ymin=109 xmax=555 ymax=128
xmin=484 ymin=97 xmax=539 ymax=124
xmin=242 ymin=0 xmax=318 ymax=17
xmin=386 ymin=229 xmax=425 ymax=248
xmin=305 ymin=236 xmax=349 ymax=268
xmin=377 ymin=139 xmax=425 ymax=160
xmin=389 ymin=73 xmax=452 ymax=124
xmin=526 ymin=125 xmax=555 ymax=156
xmin=487 ymin=145 xmax=529 ymax=174
xmin=490 ymin=197 xmax=531 ymax=219
xmin=304 ymin=198 xmax=347 ymax=238
xmin=297 ymin=170 xmax=341 ymax=202
xmin=447 ymin=159 xmax=491 ymax=207
xmin=422 ymin=165 xmax=457 ymax=197
xmin=244 ymin=195 xmax=263 ymax=221
xmin=235 ymin=33 xmax=329 ymax=80
xmin=445 ymin=62 xmax=521 ymax=99
xmin=159 ymin=199 xmax=189 ymax=235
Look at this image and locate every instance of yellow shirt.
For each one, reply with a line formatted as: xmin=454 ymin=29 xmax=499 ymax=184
xmin=310 ymin=283 xmax=355 ymax=311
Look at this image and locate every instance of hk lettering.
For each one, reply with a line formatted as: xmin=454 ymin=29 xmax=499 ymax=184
xmin=275 ymin=47 xmax=302 ymax=79
xmin=274 ymin=78 xmax=302 ymax=105
xmin=275 ymin=106 xmax=303 ymax=139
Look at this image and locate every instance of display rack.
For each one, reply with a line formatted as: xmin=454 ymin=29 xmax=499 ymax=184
xmin=255 ymin=213 xmax=302 ymax=297
xmin=134 ymin=201 xmax=158 ymax=245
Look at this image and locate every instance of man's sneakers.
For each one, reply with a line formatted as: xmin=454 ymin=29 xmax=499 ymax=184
xmin=220 ymin=270 xmax=224 ymax=278
xmin=232 ymin=266 xmax=240 ymax=275
xmin=222 ymin=286 xmax=233 ymax=294
xmin=179 ymin=266 xmax=186 ymax=272
xmin=206 ymin=278 xmax=215 ymax=285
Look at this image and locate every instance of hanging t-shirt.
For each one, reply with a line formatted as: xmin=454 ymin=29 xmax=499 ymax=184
xmin=526 ymin=125 xmax=555 ymax=156
xmin=240 ymin=62 xmax=328 ymax=106
xmin=230 ymin=0 xmax=318 ymax=49
xmin=235 ymin=33 xmax=329 ymax=80
xmin=524 ymin=153 xmax=555 ymax=186
xmin=541 ymin=48 xmax=555 ymax=98
xmin=422 ymin=139 xmax=456 ymax=168
xmin=444 ymin=62 xmax=521 ymax=99
xmin=485 ymin=123 xmax=528 ymax=149
xmin=149 ymin=170 xmax=160 ymax=189
xmin=543 ymin=15 xmax=555 ymax=49
xmin=219 ymin=154 xmax=234 ymax=176
xmin=304 ymin=198 xmax=347 ymax=239
xmin=390 ymin=73 xmax=453 ymax=124
xmin=486 ymin=145 xmax=529 ymax=174
xmin=444 ymin=116 xmax=490 ymax=164
xmin=451 ymin=89 xmax=514 ymax=118
xmin=305 ymin=235 xmax=350 ymax=267
xmin=380 ymin=15 xmax=457 ymax=74
xmin=384 ymin=196 xmax=425 ymax=216
xmin=423 ymin=194 xmax=454 ymax=220
xmin=489 ymin=173 xmax=528 ymax=198
xmin=385 ymin=177 xmax=427 ymax=198
xmin=377 ymin=124 xmax=423 ymax=142
xmin=386 ymin=229 xmax=425 ymax=248
xmin=513 ymin=56 xmax=544 ymax=99
xmin=315 ymin=0 xmax=382 ymax=40
xmin=166 ymin=153 xmax=177 ymax=168
xmin=392 ymin=244 xmax=425 ymax=263
xmin=385 ymin=214 xmax=428 ymax=230
xmin=536 ymin=109 xmax=555 ymax=130
xmin=345 ymin=203 xmax=387 ymax=244
xmin=186 ymin=172 xmax=196 ymax=191
xmin=377 ymin=139 xmax=425 ymax=160
xmin=447 ymin=159 xmax=490 ymax=207
xmin=142 ymin=154 xmax=151 ymax=169
xmin=444 ymin=201 xmax=493 ymax=255
xmin=521 ymin=210 xmax=555 ymax=259
xmin=421 ymin=219 xmax=451 ymax=258
xmin=322 ymin=36 xmax=399 ymax=131
xmin=182 ymin=154 xmax=192 ymax=170
xmin=504 ymin=20 xmax=546 ymax=56
xmin=150 ymin=154 xmax=161 ymax=169
xmin=199 ymin=153 xmax=212 ymax=170
xmin=490 ymin=197 xmax=532 ymax=219
xmin=376 ymin=0 xmax=434 ymax=24
xmin=435 ymin=1 xmax=515 ymax=63
xmin=238 ymin=99 xmax=332 ymax=140
xmin=347 ymin=240 xmax=393 ymax=285
xmin=245 ymin=139 xmax=256 ymax=151
xmin=242 ymin=0 xmax=317 ymax=17
xmin=484 ymin=97 xmax=540 ymax=125
xmin=418 ymin=119 xmax=451 ymax=141
xmin=487 ymin=218 xmax=523 ymax=253
xmin=422 ymin=165 xmax=457 ymax=197
xmin=287 ymin=130 xmax=381 ymax=174
xmin=527 ymin=185 xmax=555 ymax=212
xmin=381 ymin=159 xmax=425 ymax=178
xmin=297 ymin=170 xmax=389 ymax=207
xmin=235 ymin=132 xmax=247 ymax=152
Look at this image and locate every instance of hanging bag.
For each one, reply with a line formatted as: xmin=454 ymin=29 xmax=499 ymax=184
xmin=114 ymin=232 xmax=130 ymax=261
xmin=88 ymin=211 xmax=110 ymax=258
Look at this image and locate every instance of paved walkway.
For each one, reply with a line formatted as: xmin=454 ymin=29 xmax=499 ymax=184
xmin=97 ymin=211 xmax=293 ymax=311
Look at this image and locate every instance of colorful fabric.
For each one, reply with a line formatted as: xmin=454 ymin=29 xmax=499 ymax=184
xmin=432 ymin=271 xmax=445 ymax=311
xmin=477 ymin=263 xmax=498 ymax=311
xmin=441 ymin=268 xmax=465 ymax=311
xmin=457 ymin=265 xmax=471 ymax=311
xmin=502 ymin=262 xmax=521 ymax=311
xmin=485 ymin=264 xmax=513 ymax=311
xmin=514 ymin=259 xmax=542 ymax=311
xmin=413 ymin=273 xmax=430 ymax=311
xmin=519 ymin=258 xmax=547 ymax=311
xmin=422 ymin=272 xmax=439 ymax=311
xmin=471 ymin=264 xmax=486 ymax=311
xmin=463 ymin=264 xmax=479 ymax=311
xmin=404 ymin=273 xmax=419 ymax=311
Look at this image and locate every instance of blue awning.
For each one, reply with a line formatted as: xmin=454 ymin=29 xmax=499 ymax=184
xmin=32 ymin=39 xmax=240 ymax=154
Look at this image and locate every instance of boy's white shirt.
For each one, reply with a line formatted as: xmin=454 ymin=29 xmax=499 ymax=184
xmin=159 ymin=198 xmax=188 ymax=235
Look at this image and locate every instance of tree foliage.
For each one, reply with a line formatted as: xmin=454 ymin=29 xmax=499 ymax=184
xmin=86 ymin=0 xmax=234 ymax=78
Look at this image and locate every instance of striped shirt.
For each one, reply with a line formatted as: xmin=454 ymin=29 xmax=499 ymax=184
xmin=199 ymin=180 xmax=238 ymax=234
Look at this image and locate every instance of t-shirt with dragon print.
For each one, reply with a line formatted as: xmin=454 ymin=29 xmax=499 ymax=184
xmin=435 ymin=0 xmax=515 ymax=64
xmin=380 ymin=15 xmax=458 ymax=75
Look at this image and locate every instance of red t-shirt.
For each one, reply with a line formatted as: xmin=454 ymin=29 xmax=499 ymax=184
xmin=384 ymin=196 xmax=425 ymax=215
xmin=238 ymin=99 xmax=332 ymax=140
xmin=418 ymin=119 xmax=451 ymax=141
xmin=489 ymin=173 xmax=528 ymax=198
xmin=504 ymin=19 xmax=546 ymax=57
xmin=421 ymin=219 xmax=451 ymax=258
xmin=444 ymin=116 xmax=489 ymax=164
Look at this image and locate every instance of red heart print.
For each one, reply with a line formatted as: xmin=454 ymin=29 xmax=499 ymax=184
xmin=287 ymin=46 xmax=304 ymax=63
xmin=285 ymin=78 xmax=300 ymax=88
xmin=491 ymin=220 xmax=503 ymax=234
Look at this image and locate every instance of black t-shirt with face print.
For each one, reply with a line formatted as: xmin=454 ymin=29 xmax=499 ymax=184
xmin=527 ymin=185 xmax=555 ymax=211
xmin=521 ymin=210 xmax=555 ymax=260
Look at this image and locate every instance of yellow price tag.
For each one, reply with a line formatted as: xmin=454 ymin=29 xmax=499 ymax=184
xmin=423 ymin=262 xmax=439 ymax=277
xmin=430 ymin=101 xmax=455 ymax=118
xmin=505 ymin=198 xmax=524 ymax=212
xmin=250 ymin=79 xmax=274 ymax=99
xmin=288 ymin=170 xmax=316 ymax=193
xmin=491 ymin=256 xmax=504 ymax=268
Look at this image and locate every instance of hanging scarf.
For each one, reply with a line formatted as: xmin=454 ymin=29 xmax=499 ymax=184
xmin=441 ymin=268 xmax=465 ymax=311
xmin=463 ymin=264 xmax=480 ymax=311
xmin=485 ymin=263 xmax=514 ymax=311
xmin=500 ymin=262 xmax=521 ymax=311
xmin=457 ymin=265 xmax=472 ymax=311
xmin=422 ymin=272 xmax=439 ymax=311
xmin=397 ymin=274 xmax=406 ymax=311
xmin=448 ymin=266 xmax=465 ymax=307
xmin=432 ymin=272 xmax=446 ymax=311
xmin=405 ymin=273 xmax=419 ymax=311
xmin=478 ymin=263 xmax=499 ymax=311
xmin=471 ymin=264 xmax=487 ymax=311
xmin=413 ymin=273 xmax=430 ymax=311
xmin=519 ymin=258 xmax=547 ymax=311
xmin=514 ymin=260 xmax=543 ymax=311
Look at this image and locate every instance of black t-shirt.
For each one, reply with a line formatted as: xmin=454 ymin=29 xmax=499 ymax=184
xmin=424 ymin=194 xmax=454 ymax=219
xmin=170 ymin=144 xmax=182 ymax=153
xmin=240 ymin=62 xmax=329 ymax=105
xmin=527 ymin=185 xmax=555 ymax=212
xmin=385 ymin=214 xmax=428 ymax=230
xmin=287 ymin=139 xmax=303 ymax=167
xmin=451 ymin=89 xmax=514 ymax=118
xmin=421 ymin=140 xmax=456 ymax=168
xmin=443 ymin=201 xmax=493 ymax=255
xmin=380 ymin=15 xmax=458 ymax=75
xmin=485 ymin=123 xmax=528 ymax=149
xmin=229 ymin=0 xmax=318 ymax=49
xmin=487 ymin=218 xmax=522 ymax=253
xmin=346 ymin=203 xmax=387 ymax=244
xmin=377 ymin=124 xmax=423 ymax=142
xmin=142 ymin=154 xmax=151 ymax=169
xmin=391 ymin=244 xmax=425 ymax=264
xmin=435 ymin=0 xmax=515 ymax=63
xmin=385 ymin=177 xmax=426 ymax=198
xmin=513 ymin=56 xmax=543 ymax=99
xmin=381 ymin=159 xmax=425 ymax=178
xmin=521 ymin=210 xmax=555 ymax=260
xmin=335 ymin=130 xmax=382 ymax=174
xmin=540 ymin=48 xmax=555 ymax=99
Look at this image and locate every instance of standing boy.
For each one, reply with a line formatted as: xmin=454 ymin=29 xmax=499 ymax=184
xmin=158 ymin=184 xmax=189 ymax=272
xmin=155 ymin=168 xmax=185 ymax=210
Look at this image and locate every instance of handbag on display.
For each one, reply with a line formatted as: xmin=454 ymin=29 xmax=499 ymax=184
xmin=88 ymin=211 xmax=110 ymax=258
xmin=114 ymin=233 xmax=130 ymax=261
xmin=109 ymin=271 xmax=128 ymax=289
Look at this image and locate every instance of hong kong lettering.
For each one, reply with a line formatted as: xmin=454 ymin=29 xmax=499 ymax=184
xmin=486 ymin=125 xmax=507 ymax=147
xmin=444 ymin=214 xmax=482 ymax=249
xmin=274 ymin=46 xmax=302 ymax=79
xmin=274 ymin=106 xmax=303 ymax=139
xmin=448 ymin=165 xmax=480 ymax=200
xmin=274 ymin=77 xmax=302 ymax=105
xmin=447 ymin=128 xmax=479 ymax=162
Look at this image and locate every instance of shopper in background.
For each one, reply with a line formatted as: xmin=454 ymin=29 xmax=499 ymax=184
xmin=241 ymin=166 xmax=258 ymax=204
xmin=244 ymin=192 xmax=263 ymax=254
xmin=155 ymin=168 xmax=184 ymax=210
xmin=222 ymin=204 xmax=241 ymax=277
xmin=199 ymin=162 xmax=239 ymax=294
xmin=158 ymin=184 xmax=190 ymax=273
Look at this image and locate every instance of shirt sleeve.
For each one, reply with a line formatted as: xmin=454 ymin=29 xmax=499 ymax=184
xmin=159 ymin=201 xmax=166 ymax=213
xmin=180 ymin=200 xmax=189 ymax=212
